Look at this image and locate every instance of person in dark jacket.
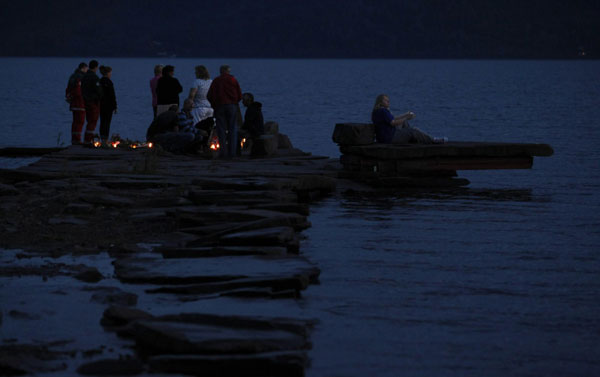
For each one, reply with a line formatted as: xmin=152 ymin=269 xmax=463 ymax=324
xmin=241 ymin=92 xmax=264 ymax=139
xmin=81 ymin=59 xmax=103 ymax=144
xmin=99 ymin=66 xmax=117 ymax=143
xmin=65 ymin=62 xmax=88 ymax=144
xmin=146 ymin=105 xmax=195 ymax=153
xmin=156 ymin=65 xmax=182 ymax=116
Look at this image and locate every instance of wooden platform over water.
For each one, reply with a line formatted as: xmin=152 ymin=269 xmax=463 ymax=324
xmin=333 ymin=123 xmax=554 ymax=187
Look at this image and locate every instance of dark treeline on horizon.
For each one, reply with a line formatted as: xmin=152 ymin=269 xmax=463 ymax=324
xmin=1 ymin=0 xmax=598 ymax=59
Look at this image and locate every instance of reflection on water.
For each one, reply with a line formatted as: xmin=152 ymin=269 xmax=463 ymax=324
xmin=302 ymin=188 xmax=600 ymax=376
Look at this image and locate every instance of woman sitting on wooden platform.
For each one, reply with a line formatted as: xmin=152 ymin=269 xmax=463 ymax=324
xmin=371 ymin=94 xmax=446 ymax=144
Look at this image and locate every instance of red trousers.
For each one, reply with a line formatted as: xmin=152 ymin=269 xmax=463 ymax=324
xmin=71 ymin=110 xmax=85 ymax=144
xmin=84 ymin=102 xmax=100 ymax=143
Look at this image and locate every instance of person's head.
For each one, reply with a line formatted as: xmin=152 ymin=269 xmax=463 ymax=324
xmin=373 ymin=94 xmax=390 ymax=111
xmin=182 ymin=98 xmax=193 ymax=111
xmin=162 ymin=65 xmax=175 ymax=77
xmin=219 ymin=65 xmax=231 ymax=75
xmin=154 ymin=64 xmax=164 ymax=76
xmin=78 ymin=62 xmax=88 ymax=73
xmin=88 ymin=60 xmax=99 ymax=71
xmin=242 ymin=92 xmax=254 ymax=107
xmin=99 ymin=65 xmax=112 ymax=78
xmin=195 ymin=65 xmax=210 ymax=79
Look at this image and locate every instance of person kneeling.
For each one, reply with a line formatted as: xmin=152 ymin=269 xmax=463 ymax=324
xmin=146 ymin=105 xmax=195 ymax=153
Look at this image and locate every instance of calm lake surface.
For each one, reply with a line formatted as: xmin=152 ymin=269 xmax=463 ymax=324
xmin=1 ymin=57 xmax=599 ymax=376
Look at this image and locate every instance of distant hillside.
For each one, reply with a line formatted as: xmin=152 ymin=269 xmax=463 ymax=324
xmin=0 ymin=0 xmax=597 ymax=58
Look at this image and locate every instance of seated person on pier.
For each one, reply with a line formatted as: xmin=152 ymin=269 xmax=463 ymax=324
xmin=179 ymin=99 xmax=208 ymax=139
xmin=371 ymin=94 xmax=445 ymax=144
xmin=146 ymin=105 xmax=195 ymax=153
xmin=239 ymin=92 xmax=265 ymax=152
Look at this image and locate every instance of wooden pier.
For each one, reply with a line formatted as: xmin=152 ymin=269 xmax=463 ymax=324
xmin=333 ymin=123 xmax=554 ymax=187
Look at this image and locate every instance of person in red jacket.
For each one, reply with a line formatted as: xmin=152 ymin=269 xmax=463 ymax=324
xmin=65 ymin=62 xmax=88 ymax=144
xmin=81 ymin=60 xmax=102 ymax=144
xmin=207 ymin=65 xmax=242 ymax=158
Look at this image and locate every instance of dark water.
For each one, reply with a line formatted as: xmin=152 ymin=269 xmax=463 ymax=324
xmin=1 ymin=58 xmax=599 ymax=376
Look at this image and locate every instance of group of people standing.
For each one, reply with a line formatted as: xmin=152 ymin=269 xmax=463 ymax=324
xmin=148 ymin=64 xmax=263 ymax=158
xmin=65 ymin=60 xmax=117 ymax=145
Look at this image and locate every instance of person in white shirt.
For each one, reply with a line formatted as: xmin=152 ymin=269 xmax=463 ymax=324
xmin=187 ymin=65 xmax=213 ymax=125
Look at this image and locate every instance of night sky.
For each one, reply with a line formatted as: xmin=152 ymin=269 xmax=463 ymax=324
xmin=0 ymin=0 xmax=598 ymax=59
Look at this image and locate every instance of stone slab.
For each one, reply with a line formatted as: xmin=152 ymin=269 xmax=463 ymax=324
xmin=148 ymin=351 xmax=306 ymax=377
xmin=113 ymin=255 xmax=320 ymax=286
xmin=131 ymin=319 xmax=309 ymax=354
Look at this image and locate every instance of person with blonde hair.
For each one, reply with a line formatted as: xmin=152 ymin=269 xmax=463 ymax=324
xmin=187 ymin=65 xmax=213 ymax=124
xmin=371 ymin=94 xmax=445 ymax=144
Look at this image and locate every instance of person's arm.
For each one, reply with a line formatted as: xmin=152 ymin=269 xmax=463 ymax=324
xmin=391 ymin=111 xmax=415 ymax=126
xmin=188 ymin=87 xmax=197 ymax=102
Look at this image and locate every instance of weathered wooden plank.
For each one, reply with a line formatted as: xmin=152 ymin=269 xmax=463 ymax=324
xmin=397 ymin=156 xmax=534 ymax=170
xmin=341 ymin=141 xmax=554 ymax=160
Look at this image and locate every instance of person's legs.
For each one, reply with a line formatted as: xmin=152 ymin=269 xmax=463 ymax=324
xmin=408 ymin=126 xmax=434 ymax=144
xmin=84 ymin=103 xmax=100 ymax=143
xmin=214 ymin=106 xmax=228 ymax=158
xmin=156 ymin=104 xmax=175 ymax=117
xmin=398 ymin=120 xmax=434 ymax=144
xmin=224 ymin=104 xmax=238 ymax=158
xmin=392 ymin=126 xmax=412 ymax=144
xmin=71 ymin=110 xmax=85 ymax=144
xmin=99 ymin=109 xmax=113 ymax=142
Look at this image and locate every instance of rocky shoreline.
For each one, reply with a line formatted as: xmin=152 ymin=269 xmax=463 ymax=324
xmin=0 ymin=134 xmax=552 ymax=375
xmin=0 ymin=144 xmax=350 ymax=376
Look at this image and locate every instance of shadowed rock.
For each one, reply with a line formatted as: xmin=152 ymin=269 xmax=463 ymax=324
xmin=0 ymin=343 xmax=69 ymax=375
xmin=113 ymin=255 xmax=319 ymax=288
xmin=131 ymin=319 xmax=309 ymax=355
xmin=76 ymin=358 xmax=144 ymax=375
xmin=85 ymin=286 xmax=138 ymax=306
xmin=148 ymin=351 xmax=306 ymax=377
xmin=72 ymin=265 xmax=103 ymax=283
xmin=159 ymin=245 xmax=288 ymax=258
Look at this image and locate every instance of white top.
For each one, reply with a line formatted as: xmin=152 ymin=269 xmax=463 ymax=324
xmin=191 ymin=78 xmax=212 ymax=108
